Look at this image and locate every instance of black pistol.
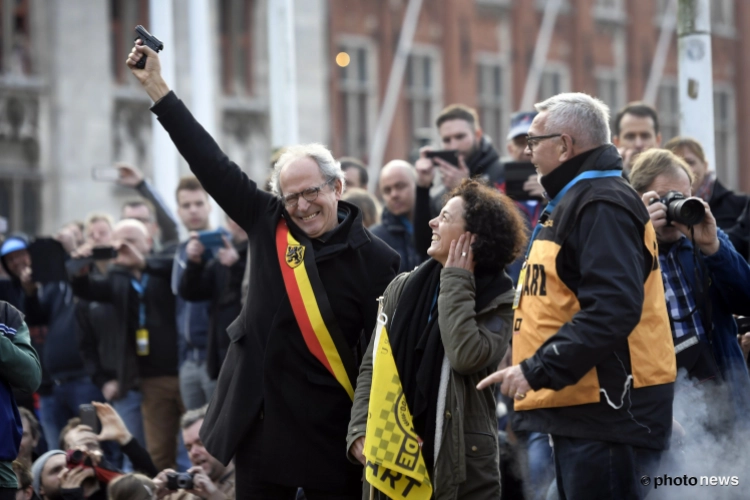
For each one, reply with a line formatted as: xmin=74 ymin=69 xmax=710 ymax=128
xmin=134 ymin=25 xmax=164 ymax=69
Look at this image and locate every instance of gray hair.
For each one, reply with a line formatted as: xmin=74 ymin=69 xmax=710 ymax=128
xmin=180 ymin=405 xmax=207 ymax=430
xmin=270 ymin=143 xmax=346 ymax=197
xmin=535 ymin=93 xmax=611 ymax=148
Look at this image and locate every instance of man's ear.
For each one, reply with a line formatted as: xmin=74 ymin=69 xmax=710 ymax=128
xmin=333 ymin=179 xmax=343 ymax=199
xmin=475 ymin=127 xmax=483 ymax=141
xmin=612 ymin=135 xmax=621 ymax=147
xmin=558 ymin=135 xmax=574 ymax=163
xmin=655 ymin=132 xmax=662 ymax=147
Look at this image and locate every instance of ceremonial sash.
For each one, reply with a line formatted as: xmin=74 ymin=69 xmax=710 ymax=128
xmin=276 ymin=218 xmax=357 ymax=400
xmin=365 ymin=309 xmax=432 ymax=500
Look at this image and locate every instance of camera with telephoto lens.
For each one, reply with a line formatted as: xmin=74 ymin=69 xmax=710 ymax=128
xmin=166 ymin=472 xmax=194 ymax=490
xmin=650 ymin=190 xmax=705 ymax=226
xmin=66 ymin=449 xmax=93 ymax=467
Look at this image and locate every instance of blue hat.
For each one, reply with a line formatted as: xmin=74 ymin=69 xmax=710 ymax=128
xmin=507 ymin=111 xmax=538 ymax=140
xmin=0 ymin=236 xmax=27 ymax=257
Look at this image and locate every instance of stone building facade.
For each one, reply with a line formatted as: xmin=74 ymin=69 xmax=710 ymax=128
xmin=1 ymin=0 xmax=747 ymax=235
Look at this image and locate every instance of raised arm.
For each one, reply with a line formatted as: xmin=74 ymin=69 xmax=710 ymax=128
xmin=126 ymin=42 xmax=278 ymax=235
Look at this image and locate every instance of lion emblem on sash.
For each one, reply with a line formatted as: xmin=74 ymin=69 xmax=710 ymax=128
xmin=285 ymin=244 xmax=305 ymax=268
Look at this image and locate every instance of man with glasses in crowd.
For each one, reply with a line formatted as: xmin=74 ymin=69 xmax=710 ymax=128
xmin=127 ymin=41 xmax=399 ymax=498
xmin=479 ymin=93 xmax=675 ymax=500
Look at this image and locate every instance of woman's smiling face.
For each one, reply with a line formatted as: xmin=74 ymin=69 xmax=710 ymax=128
xmin=427 ymin=196 xmax=466 ymax=266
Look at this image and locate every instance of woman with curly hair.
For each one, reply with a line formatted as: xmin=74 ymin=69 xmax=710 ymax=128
xmin=347 ymin=179 xmax=528 ymax=499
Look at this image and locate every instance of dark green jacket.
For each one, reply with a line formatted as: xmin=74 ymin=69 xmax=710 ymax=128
xmin=0 ymin=301 xmax=42 ymax=488
xmin=347 ymin=267 xmax=514 ymax=499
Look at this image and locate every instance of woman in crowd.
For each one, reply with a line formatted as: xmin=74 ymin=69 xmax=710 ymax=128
xmin=347 ymin=179 xmax=527 ymax=499
xmin=108 ymin=474 xmax=155 ymax=500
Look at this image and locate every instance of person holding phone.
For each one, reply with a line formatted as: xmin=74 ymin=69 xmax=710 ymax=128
xmin=414 ymin=104 xmax=505 ymax=218
xmin=170 ymin=176 xmax=224 ymax=412
xmin=178 ymin=215 xmax=247 ymax=381
xmin=70 ymin=219 xmax=183 ymax=472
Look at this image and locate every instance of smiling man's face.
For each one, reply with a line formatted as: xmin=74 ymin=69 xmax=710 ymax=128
xmin=279 ymin=157 xmax=342 ymax=239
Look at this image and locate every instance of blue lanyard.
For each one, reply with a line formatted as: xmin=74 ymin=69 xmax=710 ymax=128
xmin=524 ymin=170 xmax=622 ymax=259
xmin=131 ymin=274 xmax=150 ymax=328
xmin=427 ymin=284 xmax=440 ymax=323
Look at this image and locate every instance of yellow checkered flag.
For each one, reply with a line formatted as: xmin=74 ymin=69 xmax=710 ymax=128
xmin=364 ymin=310 xmax=433 ymax=500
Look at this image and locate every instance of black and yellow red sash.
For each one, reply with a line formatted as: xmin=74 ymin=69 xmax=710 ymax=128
xmin=276 ymin=218 xmax=357 ymax=400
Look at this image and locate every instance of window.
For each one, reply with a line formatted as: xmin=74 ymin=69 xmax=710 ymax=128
xmin=0 ymin=0 xmax=32 ymax=75
xmin=406 ymin=51 xmax=440 ymax=150
xmin=593 ymin=0 xmax=625 ymax=22
xmin=110 ymin=0 xmax=150 ymax=84
xmin=337 ymin=42 xmax=376 ymax=160
xmin=0 ymin=92 xmax=41 ymax=236
xmin=657 ymin=82 xmax=679 ymax=143
xmin=476 ymin=60 xmax=506 ymax=148
xmin=711 ymin=0 xmax=735 ymax=37
xmin=714 ymin=87 xmax=737 ymax=188
xmin=595 ymin=71 xmax=622 ymax=130
xmin=220 ymin=0 xmax=253 ymax=96
xmin=539 ymin=68 xmax=567 ymax=101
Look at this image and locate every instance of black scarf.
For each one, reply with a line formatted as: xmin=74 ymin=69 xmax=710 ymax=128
xmin=388 ymin=259 xmax=512 ymax=475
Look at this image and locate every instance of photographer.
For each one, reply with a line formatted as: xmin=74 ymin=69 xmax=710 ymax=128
xmin=59 ymin=402 xmax=157 ymax=479
xmin=630 ymin=149 xmax=750 ymax=433
xmin=70 ymin=220 xmax=184 ymax=471
xmin=153 ymin=406 xmax=234 ymax=500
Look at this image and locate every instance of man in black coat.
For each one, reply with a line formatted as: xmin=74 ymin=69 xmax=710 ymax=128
xmin=370 ymin=160 xmax=424 ymax=272
xmin=127 ymin=43 xmax=400 ymax=498
xmin=70 ymin=220 xmax=184 ymax=472
xmin=178 ymin=215 xmax=248 ymax=379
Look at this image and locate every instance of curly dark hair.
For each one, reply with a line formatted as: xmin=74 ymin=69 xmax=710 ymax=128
xmin=448 ymin=179 xmax=529 ymax=273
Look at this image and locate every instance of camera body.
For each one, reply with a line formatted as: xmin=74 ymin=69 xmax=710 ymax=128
xmin=66 ymin=449 xmax=93 ymax=468
xmin=651 ymin=190 xmax=705 ymax=226
xmin=166 ymin=472 xmax=194 ymax=490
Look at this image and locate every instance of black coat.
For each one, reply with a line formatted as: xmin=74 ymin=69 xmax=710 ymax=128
xmin=178 ymin=240 xmax=247 ymax=379
xmin=727 ymin=200 xmax=750 ymax=261
xmin=710 ymin=179 xmax=749 ymax=259
xmin=69 ymin=257 xmax=178 ymax=389
xmin=151 ymin=91 xmax=400 ymax=490
xmin=710 ymin=178 xmax=749 ymax=231
xmin=370 ymin=209 xmax=424 ymax=273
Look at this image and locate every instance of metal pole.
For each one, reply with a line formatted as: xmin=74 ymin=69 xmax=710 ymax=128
xmin=189 ymin=0 xmax=222 ymax=228
xmin=268 ymin=0 xmax=299 ymax=148
xmin=519 ymin=0 xmax=562 ymax=110
xmin=150 ymin=0 xmax=179 ymax=217
xmin=677 ymin=0 xmax=715 ymax=168
xmin=367 ymin=0 xmax=424 ymax=194
xmin=643 ymin=0 xmax=678 ymax=105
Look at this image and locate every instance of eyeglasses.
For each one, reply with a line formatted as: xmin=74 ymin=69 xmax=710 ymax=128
xmin=282 ymin=180 xmax=333 ymax=208
xmin=525 ymin=133 xmax=563 ymax=152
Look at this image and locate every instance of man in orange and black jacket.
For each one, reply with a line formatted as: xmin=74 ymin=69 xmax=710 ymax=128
xmin=479 ymin=93 xmax=676 ymax=500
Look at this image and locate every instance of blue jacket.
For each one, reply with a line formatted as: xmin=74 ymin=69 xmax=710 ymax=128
xmin=0 ymin=301 xmax=41 ymax=463
xmin=172 ymin=241 xmax=213 ymax=366
xmin=670 ymin=230 xmax=750 ymax=426
xmin=370 ymin=210 xmax=422 ymax=274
